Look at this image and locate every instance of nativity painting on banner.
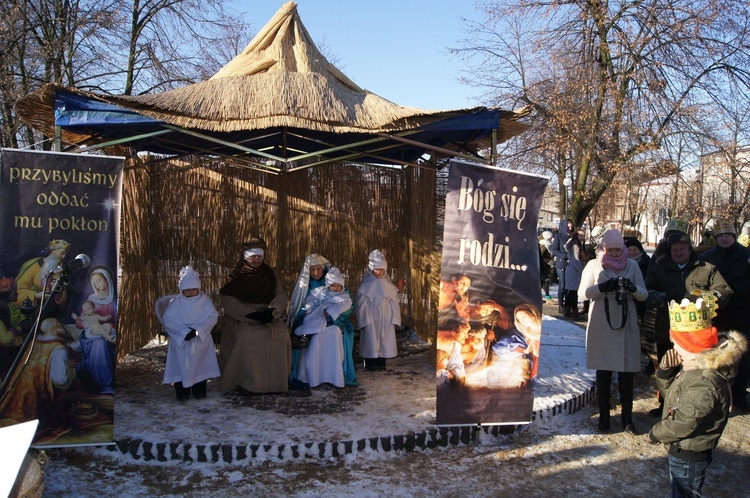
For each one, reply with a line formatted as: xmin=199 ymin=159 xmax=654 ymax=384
xmin=0 ymin=149 xmax=124 ymax=447
xmin=436 ymin=159 xmax=549 ymax=425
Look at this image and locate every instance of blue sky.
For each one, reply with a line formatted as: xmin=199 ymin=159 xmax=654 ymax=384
xmin=231 ymin=1 xmax=488 ymax=110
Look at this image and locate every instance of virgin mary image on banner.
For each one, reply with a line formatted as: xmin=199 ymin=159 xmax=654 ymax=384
xmin=436 ymin=159 xmax=548 ymax=426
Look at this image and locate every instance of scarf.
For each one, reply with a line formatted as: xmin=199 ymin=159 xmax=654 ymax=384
xmin=220 ymin=260 xmax=277 ymax=303
xmin=600 ymin=250 xmax=628 ymax=271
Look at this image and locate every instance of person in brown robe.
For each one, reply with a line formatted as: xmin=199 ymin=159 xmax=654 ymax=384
xmin=218 ymin=238 xmax=291 ymax=394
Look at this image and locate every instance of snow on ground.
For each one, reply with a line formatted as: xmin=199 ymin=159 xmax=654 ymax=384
xmin=30 ymin=315 xmax=750 ymax=497
xmin=105 ymin=315 xmax=593 ymax=453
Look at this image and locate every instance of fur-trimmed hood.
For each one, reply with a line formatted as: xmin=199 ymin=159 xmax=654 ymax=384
xmin=695 ymin=330 xmax=748 ymax=380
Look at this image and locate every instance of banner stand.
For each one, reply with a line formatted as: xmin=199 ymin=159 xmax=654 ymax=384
xmin=435 ymin=159 xmax=549 ymax=425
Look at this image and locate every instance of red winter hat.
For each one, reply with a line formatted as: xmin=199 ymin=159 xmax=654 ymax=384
xmin=670 ymin=326 xmax=719 ymax=354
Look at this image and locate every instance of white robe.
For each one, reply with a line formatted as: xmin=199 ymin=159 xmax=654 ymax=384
xmin=355 ymin=271 xmax=401 ymax=359
xmin=296 ymin=287 xmax=350 ymax=388
xmin=162 ymin=292 xmax=220 ymax=388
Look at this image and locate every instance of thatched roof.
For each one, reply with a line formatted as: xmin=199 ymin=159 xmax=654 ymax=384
xmin=16 ymin=1 xmax=530 ymax=168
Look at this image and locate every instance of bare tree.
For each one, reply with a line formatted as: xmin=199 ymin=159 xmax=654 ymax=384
xmin=0 ymin=0 xmax=252 ymax=148
xmin=1 ymin=0 xmax=115 ymax=148
xmin=453 ymin=0 xmax=750 ymax=227
xmin=697 ymin=89 xmax=750 ymax=225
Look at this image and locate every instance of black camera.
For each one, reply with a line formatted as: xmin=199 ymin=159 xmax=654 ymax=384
xmin=616 ymin=277 xmax=629 ymax=304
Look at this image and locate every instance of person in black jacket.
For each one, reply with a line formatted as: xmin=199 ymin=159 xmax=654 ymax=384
xmin=645 ymin=232 xmax=733 ymax=416
xmin=551 ymin=219 xmax=574 ymax=313
xmin=625 ymin=237 xmax=653 ymax=372
xmin=700 ymin=219 xmax=750 ymax=411
xmin=625 ymin=238 xmax=650 ymax=315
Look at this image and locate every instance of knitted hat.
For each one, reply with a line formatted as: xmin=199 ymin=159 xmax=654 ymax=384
xmin=601 ymin=229 xmax=624 ymax=249
xmin=624 ymin=238 xmax=645 ymax=254
xmin=712 ymin=219 xmax=736 ymax=237
xmin=178 ymin=265 xmax=201 ymax=291
xmin=368 ymin=250 xmax=388 ymax=271
xmin=325 ymin=267 xmax=345 ymax=287
xmin=665 ymin=218 xmax=689 ymax=235
xmin=541 ymin=231 xmax=553 ymax=241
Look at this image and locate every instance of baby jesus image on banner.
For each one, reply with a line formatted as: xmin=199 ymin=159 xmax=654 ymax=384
xmin=436 ymin=159 xmax=548 ymax=426
xmin=0 ymin=149 xmax=123 ymax=447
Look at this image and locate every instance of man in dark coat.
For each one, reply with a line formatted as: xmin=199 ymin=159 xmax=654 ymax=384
xmin=551 ymin=219 xmax=573 ymax=314
xmin=645 ymin=232 xmax=733 ymax=415
xmin=700 ymin=219 xmax=750 ymax=410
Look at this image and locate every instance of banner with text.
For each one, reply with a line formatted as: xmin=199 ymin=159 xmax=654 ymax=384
xmin=0 ymin=149 xmax=123 ymax=447
xmin=436 ymin=159 xmax=549 ymax=425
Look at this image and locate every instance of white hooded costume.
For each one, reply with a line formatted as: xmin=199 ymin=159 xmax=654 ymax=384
xmin=162 ymin=266 xmax=220 ymax=388
xmin=355 ymin=250 xmax=401 ymax=359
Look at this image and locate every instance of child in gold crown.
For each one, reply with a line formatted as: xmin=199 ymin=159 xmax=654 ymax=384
xmin=648 ymin=295 xmax=747 ymax=497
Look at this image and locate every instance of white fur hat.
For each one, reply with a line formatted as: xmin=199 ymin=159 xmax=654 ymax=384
xmin=368 ymin=250 xmax=388 ymax=271
xmin=178 ymin=265 xmax=201 ymax=291
xmin=325 ymin=267 xmax=345 ymax=287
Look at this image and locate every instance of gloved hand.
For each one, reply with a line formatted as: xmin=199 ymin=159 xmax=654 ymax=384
xmin=246 ymin=307 xmax=275 ymax=324
xmin=646 ymin=291 xmax=668 ymax=308
xmin=184 ymin=329 xmax=197 ymax=341
xmin=659 ymin=349 xmax=682 ymax=370
xmin=622 ymin=278 xmax=637 ymax=293
xmin=598 ymin=278 xmax=619 ymax=293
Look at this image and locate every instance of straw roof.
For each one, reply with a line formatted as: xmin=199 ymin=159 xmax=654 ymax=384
xmin=16 ymin=1 xmax=530 ymax=164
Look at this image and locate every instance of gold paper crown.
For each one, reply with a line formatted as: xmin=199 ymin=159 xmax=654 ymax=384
xmin=668 ymin=290 xmax=718 ymax=332
xmin=712 ymin=219 xmax=736 ymax=236
xmin=665 ymin=218 xmax=689 ymax=234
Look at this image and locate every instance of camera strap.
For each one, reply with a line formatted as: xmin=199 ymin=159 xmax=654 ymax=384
xmin=604 ymin=295 xmax=627 ymax=330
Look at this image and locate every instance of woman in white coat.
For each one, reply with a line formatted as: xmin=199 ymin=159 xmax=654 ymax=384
xmin=579 ymin=229 xmax=648 ymax=434
xmin=161 ymin=266 xmax=220 ymax=401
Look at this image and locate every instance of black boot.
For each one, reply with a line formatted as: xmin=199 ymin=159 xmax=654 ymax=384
xmin=174 ymin=382 xmax=190 ymax=401
xmin=596 ymin=370 xmax=612 ymax=432
xmin=191 ymin=380 xmax=207 ymax=400
xmin=619 ymin=372 xmax=637 ymax=434
xmin=567 ymin=290 xmax=579 ymax=319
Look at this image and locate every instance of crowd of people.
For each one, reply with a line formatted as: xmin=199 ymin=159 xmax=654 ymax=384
xmin=540 ymin=217 xmax=749 ymax=497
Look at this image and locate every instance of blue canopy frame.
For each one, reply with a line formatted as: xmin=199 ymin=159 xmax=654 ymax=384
xmin=52 ymin=91 xmax=524 ymax=173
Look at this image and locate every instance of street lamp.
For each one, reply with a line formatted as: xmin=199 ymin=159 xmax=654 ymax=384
xmin=562 ymin=177 xmax=573 ymax=219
